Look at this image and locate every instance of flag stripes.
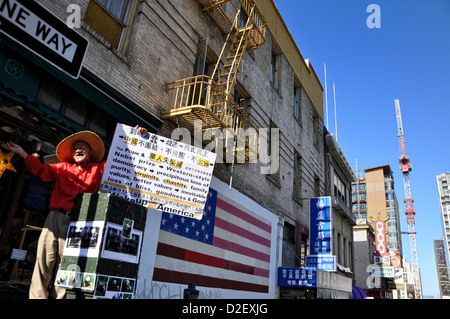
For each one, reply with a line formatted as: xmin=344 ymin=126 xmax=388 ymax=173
xmin=153 ymin=188 xmax=273 ymax=294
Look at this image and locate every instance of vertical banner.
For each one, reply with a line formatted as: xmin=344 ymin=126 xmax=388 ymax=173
xmin=309 ymin=197 xmax=332 ymax=255
xmin=307 ymin=197 xmax=336 ymax=271
xmin=374 ymin=218 xmax=388 ymax=256
xmin=99 ymin=124 xmax=216 ymax=219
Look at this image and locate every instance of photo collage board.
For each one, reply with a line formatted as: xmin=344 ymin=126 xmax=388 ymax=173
xmin=55 ymin=217 xmax=143 ymax=299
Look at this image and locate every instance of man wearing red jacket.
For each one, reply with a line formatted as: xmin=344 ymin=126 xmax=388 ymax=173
xmin=1 ymin=126 xmax=146 ymax=299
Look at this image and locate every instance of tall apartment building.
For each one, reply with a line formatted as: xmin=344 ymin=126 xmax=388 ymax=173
xmin=352 ymin=165 xmax=402 ymax=255
xmin=433 ymin=239 xmax=450 ymax=298
xmin=0 ymin=0 xmax=357 ymax=298
xmin=351 ymin=164 xmax=403 ymax=298
xmin=437 ymin=173 xmax=450 ymax=266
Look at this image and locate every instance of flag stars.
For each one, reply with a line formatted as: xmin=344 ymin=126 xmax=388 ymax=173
xmin=159 ymin=189 xmax=217 ymax=245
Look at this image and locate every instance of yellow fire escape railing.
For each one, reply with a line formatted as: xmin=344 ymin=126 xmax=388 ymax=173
xmin=162 ymin=0 xmax=266 ymax=164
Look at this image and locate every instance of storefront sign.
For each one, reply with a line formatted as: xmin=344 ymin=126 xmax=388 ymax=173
xmin=306 ymin=255 xmax=336 ymax=272
xmin=10 ymin=248 xmax=26 ymax=260
xmin=278 ymin=267 xmax=316 ymax=288
xmin=0 ymin=0 xmax=89 ymax=78
xmin=100 ymin=124 xmax=217 ymax=220
xmin=371 ymin=214 xmax=389 ymax=256
xmin=394 ymin=268 xmax=404 ymax=285
xmin=310 ymin=197 xmax=332 ymax=255
xmin=371 ymin=266 xmax=394 ymax=278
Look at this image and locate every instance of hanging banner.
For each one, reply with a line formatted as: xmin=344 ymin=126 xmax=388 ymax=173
xmin=99 ymin=124 xmax=217 ymax=220
xmin=370 ymin=213 xmax=389 ymax=256
xmin=309 ymin=197 xmax=332 ymax=255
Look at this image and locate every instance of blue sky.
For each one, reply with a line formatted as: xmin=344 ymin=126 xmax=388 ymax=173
xmin=273 ymin=0 xmax=450 ymax=297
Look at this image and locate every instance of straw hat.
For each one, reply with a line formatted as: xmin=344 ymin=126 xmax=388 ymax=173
xmin=56 ymin=131 xmax=105 ymax=163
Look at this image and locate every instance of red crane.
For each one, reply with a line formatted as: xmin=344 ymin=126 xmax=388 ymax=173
xmin=395 ymin=99 xmax=422 ymax=299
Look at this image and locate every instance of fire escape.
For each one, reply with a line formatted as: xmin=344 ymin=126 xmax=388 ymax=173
xmin=162 ymin=0 xmax=266 ymax=163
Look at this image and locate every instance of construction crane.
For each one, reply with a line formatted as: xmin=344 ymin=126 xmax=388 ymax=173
xmin=395 ymin=99 xmax=422 ymax=299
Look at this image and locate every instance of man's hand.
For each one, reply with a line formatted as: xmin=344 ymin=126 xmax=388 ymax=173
xmin=135 ymin=125 xmax=148 ymax=135
xmin=1 ymin=141 xmax=28 ymax=159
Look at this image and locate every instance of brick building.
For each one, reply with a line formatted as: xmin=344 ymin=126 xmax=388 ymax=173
xmin=0 ymin=0 xmax=355 ymax=298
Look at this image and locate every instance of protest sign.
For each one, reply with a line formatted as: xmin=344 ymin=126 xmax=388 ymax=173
xmin=99 ymin=124 xmax=216 ymax=219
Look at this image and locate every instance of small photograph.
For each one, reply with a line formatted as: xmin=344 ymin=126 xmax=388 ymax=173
xmin=107 ymin=276 xmax=122 ymax=292
xmin=82 ymin=273 xmax=96 ymax=291
xmin=121 ymin=278 xmax=135 ymax=293
xmin=121 ymin=218 xmax=134 ymax=239
xmin=95 ymin=275 xmax=108 ymax=297
xmin=64 ymin=221 xmax=104 ymax=257
xmin=101 ymin=222 xmax=142 ymax=263
xmin=55 ymin=270 xmax=69 ymax=287
xmin=68 ymin=272 xmax=82 ymax=289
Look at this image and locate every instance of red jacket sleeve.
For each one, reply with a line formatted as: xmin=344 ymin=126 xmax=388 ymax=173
xmin=24 ymin=154 xmax=59 ymax=182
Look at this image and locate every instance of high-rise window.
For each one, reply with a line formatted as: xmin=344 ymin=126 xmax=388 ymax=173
xmin=84 ymin=0 xmax=137 ymax=51
xmin=293 ymin=79 xmax=301 ymax=122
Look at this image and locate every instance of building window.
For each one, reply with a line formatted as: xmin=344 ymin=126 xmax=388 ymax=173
xmin=313 ymin=114 xmax=320 ymax=148
xmin=97 ymin=0 xmax=132 ymax=22
xmin=233 ymin=83 xmax=250 ymax=113
xmin=267 ymin=121 xmax=280 ymax=183
xmin=84 ymin=0 xmax=138 ymax=51
xmin=238 ymin=6 xmax=249 ymax=29
xmin=90 ymin=108 xmax=110 ymax=137
xmin=283 ymin=222 xmax=296 ymax=267
xmin=191 ymin=41 xmax=218 ymax=106
xmin=334 ymin=174 xmax=347 ymax=203
xmin=300 ymin=233 xmax=309 ymax=267
xmin=293 ymin=151 xmax=302 ymax=200
xmin=293 ymin=78 xmax=301 ymax=123
xmin=314 ymin=174 xmax=320 ymax=197
xmin=270 ymin=45 xmax=280 ymax=90
xmin=65 ymin=94 xmax=88 ymax=125
xmin=37 ymin=80 xmax=63 ymax=112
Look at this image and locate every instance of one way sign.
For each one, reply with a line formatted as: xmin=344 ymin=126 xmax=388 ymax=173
xmin=0 ymin=0 xmax=89 ymax=78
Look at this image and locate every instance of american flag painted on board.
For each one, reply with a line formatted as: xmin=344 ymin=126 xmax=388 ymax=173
xmin=154 ymin=188 xmax=272 ymax=294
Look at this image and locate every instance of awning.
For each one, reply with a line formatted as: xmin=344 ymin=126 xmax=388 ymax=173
xmin=352 ymin=286 xmax=368 ymax=299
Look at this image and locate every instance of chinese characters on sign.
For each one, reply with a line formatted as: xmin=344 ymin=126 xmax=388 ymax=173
xmin=308 ymin=197 xmax=336 ymax=271
xmin=99 ymin=124 xmax=217 ymax=220
xmin=310 ymin=197 xmax=332 ymax=255
xmin=277 ymin=267 xmax=316 ymax=288
xmin=369 ymin=213 xmax=389 ymax=257
xmin=374 ymin=218 xmax=387 ymax=256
